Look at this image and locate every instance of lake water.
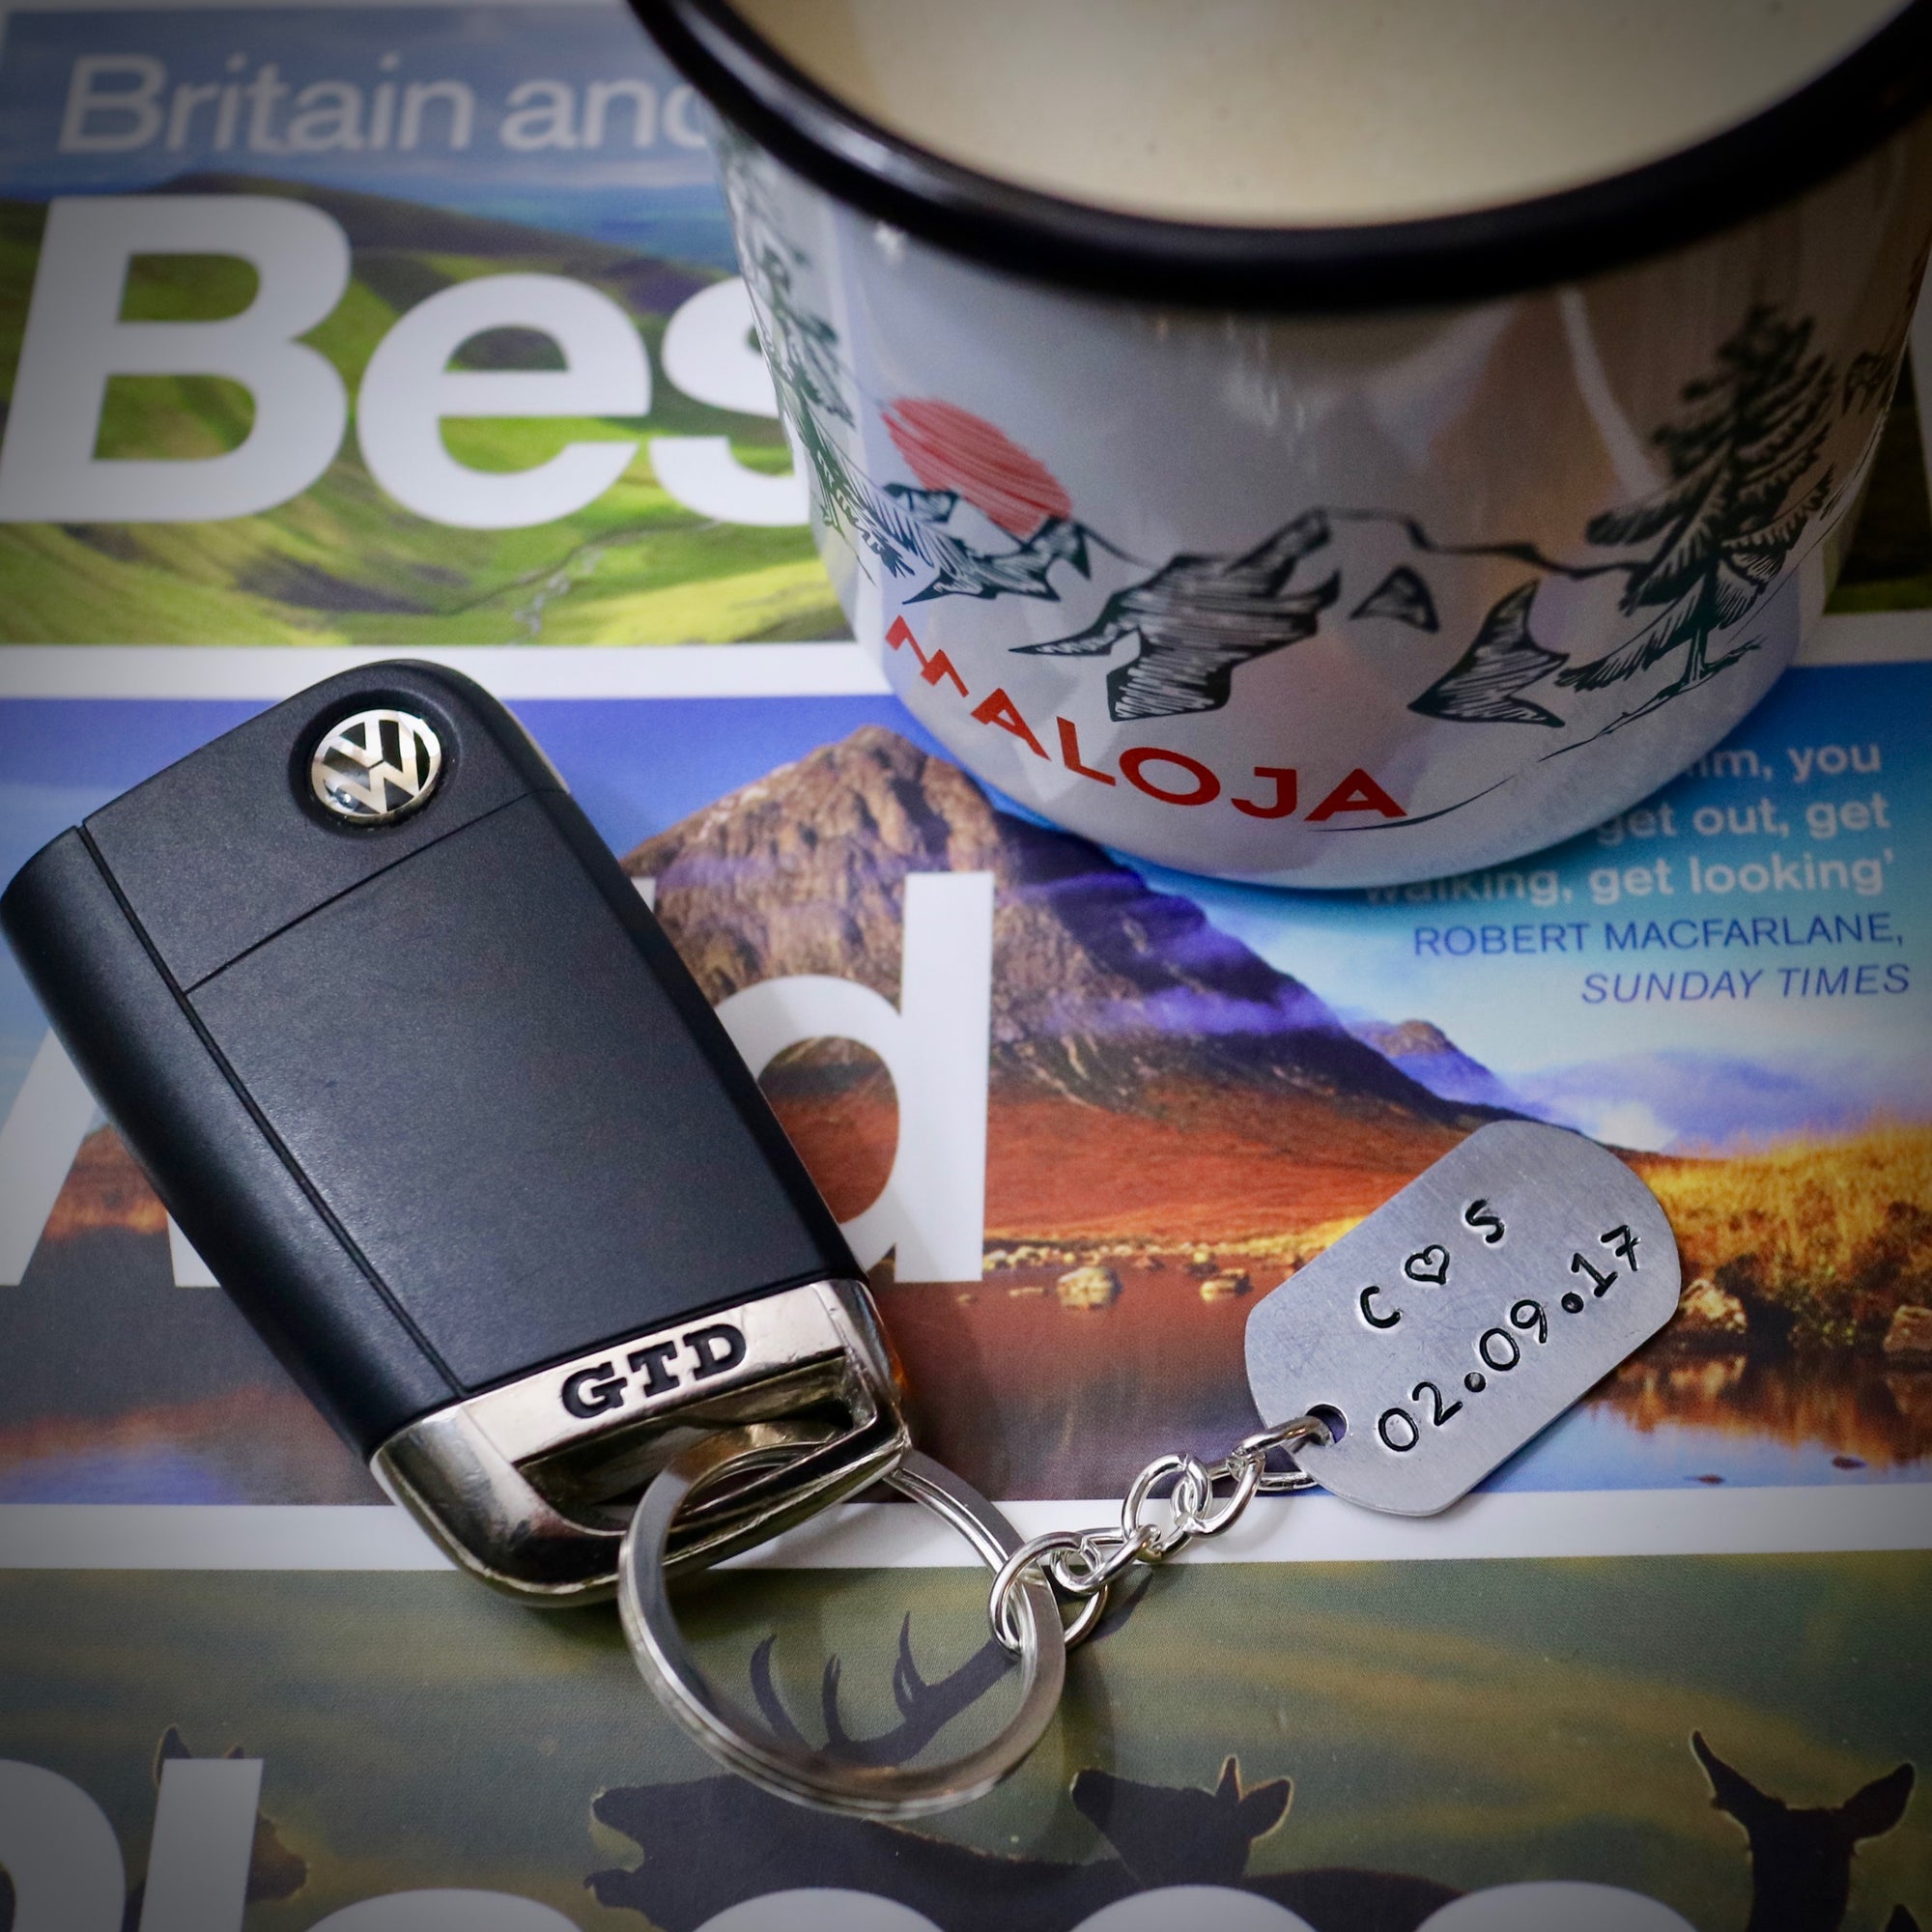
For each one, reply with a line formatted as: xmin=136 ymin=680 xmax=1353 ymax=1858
xmin=882 ymin=1265 xmax=1932 ymax=1500
xmin=1493 ymin=1349 xmax=1932 ymax=1491
xmin=0 ymin=1236 xmax=1924 ymax=1505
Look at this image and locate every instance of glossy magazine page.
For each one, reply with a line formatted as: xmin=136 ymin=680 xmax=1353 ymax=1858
xmin=1 ymin=2 xmax=1930 ymax=1927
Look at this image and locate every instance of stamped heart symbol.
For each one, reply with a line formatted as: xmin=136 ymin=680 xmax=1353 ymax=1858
xmin=1404 ymin=1245 xmax=1450 ymax=1287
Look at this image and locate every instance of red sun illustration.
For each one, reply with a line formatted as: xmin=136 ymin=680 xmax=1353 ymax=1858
xmin=882 ymin=397 xmax=1071 ymax=539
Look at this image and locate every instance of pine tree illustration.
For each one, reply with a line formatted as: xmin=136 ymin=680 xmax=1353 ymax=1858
xmin=717 ymin=130 xmax=876 ymax=552
xmin=1558 ymin=304 xmax=1835 ymax=696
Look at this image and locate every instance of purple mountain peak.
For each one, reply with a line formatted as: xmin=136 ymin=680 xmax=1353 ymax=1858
xmin=1349 ymin=1017 xmax=1534 ymax=1115
xmin=626 ymin=726 xmax=1484 ymax=1122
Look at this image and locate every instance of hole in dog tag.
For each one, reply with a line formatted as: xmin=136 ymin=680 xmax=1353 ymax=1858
xmin=1244 ymin=1122 xmax=1680 ymax=1515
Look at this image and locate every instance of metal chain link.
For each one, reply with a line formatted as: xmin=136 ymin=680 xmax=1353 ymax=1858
xmin=987 ymin=1414 xmax=1333 ymax=1653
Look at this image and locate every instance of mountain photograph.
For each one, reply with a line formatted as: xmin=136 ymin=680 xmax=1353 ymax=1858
xmin=625 ymin=724 xmax=1931 ymax=1494
xmin=627 ymin=724 xmax=1522 ymax=1491
xmin=1345 ymin=1017 xmax=1541 ymax=1115
xmin=627 ymin=724 xmax=1498 ymax=1246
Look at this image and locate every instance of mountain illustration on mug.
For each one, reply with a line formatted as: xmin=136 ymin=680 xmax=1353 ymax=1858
xmin=723 ymin=129 xmax=1890 ymax=767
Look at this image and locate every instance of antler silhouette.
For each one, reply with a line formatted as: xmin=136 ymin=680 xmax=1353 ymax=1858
xmin=750 ymin=1572 xmax=1152 ymax=1768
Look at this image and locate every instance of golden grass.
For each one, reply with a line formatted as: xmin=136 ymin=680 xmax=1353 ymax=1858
xmin=1638 ymin=1125 xmax=1932 ymax=1347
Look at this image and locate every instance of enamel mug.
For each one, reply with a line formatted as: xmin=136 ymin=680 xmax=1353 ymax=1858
xmin=640 ymin=0 xmax=1932 ymax=886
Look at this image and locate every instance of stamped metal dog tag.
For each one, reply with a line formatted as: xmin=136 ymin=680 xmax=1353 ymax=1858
xmin=1245 ymin=1122 xmax=1680 ymax=1514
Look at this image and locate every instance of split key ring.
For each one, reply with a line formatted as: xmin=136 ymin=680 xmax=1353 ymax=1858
xmin=619 ymin=1425 xmax=1066 ymax=1818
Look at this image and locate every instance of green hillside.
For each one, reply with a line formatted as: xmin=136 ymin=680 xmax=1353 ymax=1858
xmin=0 ymin=182 xmax=842 ymax=644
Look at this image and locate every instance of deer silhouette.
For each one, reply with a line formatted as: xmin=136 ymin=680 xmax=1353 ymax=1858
xmin=745 ymin=1614 xmax=1018 ymax=1770
xmin=589 ymin=1773 xmax=1136 ymax=1932
xmin=590 ymin=1578 xmax=1458 ymax=1932
xmin=1691 ymin=1731 xmax=1916 ymax=1932
xmin=1070 ymin=1755 xmax=1292 ymax=1887
xmin=732 ymin=1565 xmax=1155 ymax=1774
xmin=588 ymin=1752 xmax=1459 ymax=1932
xmin=1072 ymin=1759 xmax=1457 ymax=1932
xmin=591 ymin=1587 xmax=1148 ymax=1930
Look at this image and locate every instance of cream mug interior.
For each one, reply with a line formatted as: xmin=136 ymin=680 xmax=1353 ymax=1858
xmin=637 ymin=0 xmax=1932 ymax=888
xmin=726 ymin=0 xmax=1908 ymax=227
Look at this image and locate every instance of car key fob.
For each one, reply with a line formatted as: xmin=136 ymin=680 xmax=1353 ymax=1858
xmin=1 ymin=662 xmax=905 ymax=1602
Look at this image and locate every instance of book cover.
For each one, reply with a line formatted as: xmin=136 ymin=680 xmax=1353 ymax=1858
xmin=1 ymin=6 xmax=1929 ymax=1926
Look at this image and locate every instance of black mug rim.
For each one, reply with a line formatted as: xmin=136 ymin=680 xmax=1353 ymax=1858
xmin=634 ymin=0 xmax=1932 ymax=311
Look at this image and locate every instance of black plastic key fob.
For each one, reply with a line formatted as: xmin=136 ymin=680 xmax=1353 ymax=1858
xmin=2 ymin=662 xmax=904 ymax=1601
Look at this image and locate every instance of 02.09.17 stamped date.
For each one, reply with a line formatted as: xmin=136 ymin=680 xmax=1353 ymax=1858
xmin=1368 ymin=1220 xmax=1643 ymax=1455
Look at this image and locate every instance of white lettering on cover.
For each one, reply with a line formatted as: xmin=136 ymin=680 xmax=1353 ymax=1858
xmin=137 ymin=1758 xmax=263 ymax=1932
xmin=58 ymin=54 xmax=167 ymax=152
xmin=717 ymin=872 xmax=993 ymax=1283
xmin=355 ymin=273 xmax=647 ymax=528
xmin=0 ymin=1763 xmax=127 ymax=1932
xmin=307 ymin=1893 xmax=580 ymax=1930
xmin=500 ymin=78 xmax=578 ymax=150
xmin=55 ymin=53 xmax=693 ymax=158
xmin=653 ymin=277 xmax=807 ymax=526
xmin=0 ymin=196 xmax=350 ymax=522
xmin=0 ymin=1034 xmax=99 ymax=1287
xmin=0 ymin=199 xmax=804 ymax=530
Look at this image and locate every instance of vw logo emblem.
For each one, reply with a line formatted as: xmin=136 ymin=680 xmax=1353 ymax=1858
xmin=309 ymin=709 xmax=443 ymax=823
